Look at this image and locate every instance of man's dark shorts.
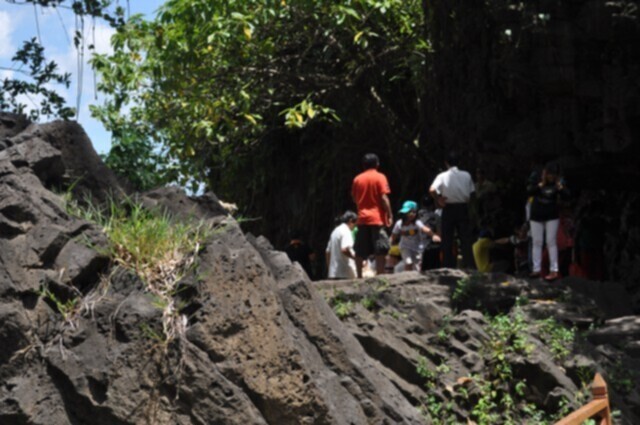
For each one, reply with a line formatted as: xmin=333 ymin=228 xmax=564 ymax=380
xmin=354 ymin=225 xmax=389 ymax=258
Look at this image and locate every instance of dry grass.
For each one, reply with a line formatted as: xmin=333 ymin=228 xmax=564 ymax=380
xmin=64 ymin=196 xmax=211 ymax=348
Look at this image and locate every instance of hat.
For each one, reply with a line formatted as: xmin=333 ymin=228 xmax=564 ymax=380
xmin=399 ymin=200 xmax=418 ymax=214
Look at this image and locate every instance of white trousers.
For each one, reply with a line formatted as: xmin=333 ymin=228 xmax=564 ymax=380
xmin=530 ymin=219 xmax=559 ymax=273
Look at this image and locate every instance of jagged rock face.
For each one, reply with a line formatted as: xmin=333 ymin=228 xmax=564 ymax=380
xmin=2 ymin=112 xmax=640 ymax=424
xmin=0 ymin=114 xmax=422 ymax=424
xmin=316 ymin=272 xmax=640 ymax=424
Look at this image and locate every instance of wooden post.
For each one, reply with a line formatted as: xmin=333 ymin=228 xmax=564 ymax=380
xmin=591 ymin=373 xmax=612 ymax=425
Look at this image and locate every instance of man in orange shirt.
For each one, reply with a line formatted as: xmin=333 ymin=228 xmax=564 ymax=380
xmin=352 ymin=153 xmax=393 ymax=278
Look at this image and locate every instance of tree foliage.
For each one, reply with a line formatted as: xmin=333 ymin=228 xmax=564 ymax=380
xmin=0 ymin=0 xmax=126 ymax=121
xmin=1 ymin=38 xmax=75 ymax=120
xmin=91 ymin=0 xmax=428 ymax=191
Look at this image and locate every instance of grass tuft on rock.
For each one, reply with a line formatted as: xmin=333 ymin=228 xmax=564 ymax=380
xmin=66 ymin=196 xmax=211 ymax=347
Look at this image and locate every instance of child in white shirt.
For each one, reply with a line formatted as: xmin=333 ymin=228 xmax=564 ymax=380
xmin=391 ymin=201 xmax=437 ymax=271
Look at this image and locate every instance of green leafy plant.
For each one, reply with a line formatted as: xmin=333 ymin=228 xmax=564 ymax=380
xmin=418 ymin=393 xmax=457 ymax=424
xmin=437 ymin=315 xmax=452 ymax=343
xmin=416 ymin=355 xmax=434 ymax=380
xmin=606 ymin=361 xmax=638 ymax=394
xmin=486 ymin=310 xmax=533 ymax=380
xmin=452 ymin=273 xmax=481 ymax=303
xmin=330 ymin=290 xmax=354 ymax=320
xmin=39 ymin=287 xmax=80 ymax=324
xmin=382 ymin=308 xmax=406 ymax=320
xmin=536 ymin=318 xmax=575 ymax=362
xmin=360 ymin=295 xmax=378 ymax=311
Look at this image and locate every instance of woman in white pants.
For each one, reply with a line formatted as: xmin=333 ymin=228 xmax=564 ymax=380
xmin=527 ymin=163 xmax=570 ymax=281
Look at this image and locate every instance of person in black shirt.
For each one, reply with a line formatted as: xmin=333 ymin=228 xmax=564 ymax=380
xmin=419 ymin=196 xmax=442 ymax=271
xmin=526 ymin=163 xmax=570 ymax=281
xmin=285 ymin=231 xmax=315 ymax=279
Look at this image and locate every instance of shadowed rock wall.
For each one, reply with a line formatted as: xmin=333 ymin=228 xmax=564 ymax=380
xmin=421 ymin=0 xmax=640 ymax=305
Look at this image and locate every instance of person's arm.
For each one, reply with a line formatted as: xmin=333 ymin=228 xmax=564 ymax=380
xmin=340 ymin=232 xmax=355 ymax=259
xmin=340 ymin=246 xmax=355 ymax=259
xmin=429 ymin=179 xmax=447 ymax=208
xmin=421 ymin=226 xmax=434 ymax=236
xmin=418 ymin=219 xmax=434 ymax=237
xmin=468 ymin=173 xmax=476 ymax=202
xmin=429 ymin=186 xmax=444 ymax=207
xmin=381 ymin=193 xmax=393 ymax=227
xmin=526 ymin=171 xmax=542 ymax=195
xmin=557 ymin=178 xmax=570 ymax=199
xmin=390 ymin=220 xmax=400 ymax=245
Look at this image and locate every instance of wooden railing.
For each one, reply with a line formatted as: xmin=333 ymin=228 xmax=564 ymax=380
xmin=555 ymin=373 xmax=612 ymax=425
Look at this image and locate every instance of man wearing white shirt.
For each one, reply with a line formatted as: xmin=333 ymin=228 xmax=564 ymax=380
xmin=429 ymin=152 xmax=476 ymax=269
xmin=326 ymin=211 xmax=358 ymax=279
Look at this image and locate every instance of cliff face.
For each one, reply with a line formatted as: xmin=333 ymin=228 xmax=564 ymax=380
xmin=0 ymin=113 xmax=639 ymax=423
xmin=0 ymin=113 xmax=422 ymax=424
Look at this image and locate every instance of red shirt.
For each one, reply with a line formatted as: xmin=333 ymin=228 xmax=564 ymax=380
xmin=352 ymin=169 xmax=391 ymax=225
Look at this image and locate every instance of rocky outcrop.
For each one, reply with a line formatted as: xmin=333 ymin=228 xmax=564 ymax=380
xmin=1 ymin=112 xmax=639 ymax=424
xmin=316 ymin=271 xmax=640 ymax=424
xmin=0 ymin=113 xmax=422 ymax=424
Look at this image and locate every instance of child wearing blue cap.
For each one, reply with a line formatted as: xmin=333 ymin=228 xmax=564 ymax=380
xmin=391 ymin=200 xmax=437 ymax=271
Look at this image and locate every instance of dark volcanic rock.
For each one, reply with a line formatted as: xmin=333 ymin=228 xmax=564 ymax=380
xmin=0 ymin=118 xmax=422 ymax=424
xmin=3 ymin=117 xmax=128 ymax=201
xmin=2 ymin=115 xmax=639 ymax=423
xmin=0 ymin=113 xmax=29 ymax=140
xmin=316 ymin=271 xmax=640 ymax=424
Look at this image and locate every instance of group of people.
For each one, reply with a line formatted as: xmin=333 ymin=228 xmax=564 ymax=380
xmin=323 ymin=152 xmax=575 ymax=282
xmin=326 ymin=152 xmax=475 ymax=279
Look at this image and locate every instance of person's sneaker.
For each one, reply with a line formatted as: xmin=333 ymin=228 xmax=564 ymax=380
xmin=544 ymin=272 xmax=559 ymax=281
xmin=529 ymin=272 xmax=541 ymax=278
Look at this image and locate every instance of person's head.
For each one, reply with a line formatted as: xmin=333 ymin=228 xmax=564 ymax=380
xmin=445 ymin=151 xmax=459 ymax=168
xmin=399 ymin=200 xmax=418 ymax=221
xmin=341 ymin=210 xmax=358 ymax=229
xmin=478 ymin=228 xmax=493 ymax=239
xmin=543 ymin=162 xmax=560 ymax=183
xmin=289 ymin=229 xmax=304 ymax=242
xmin=362 ymin=153 xmax=380 ymax=170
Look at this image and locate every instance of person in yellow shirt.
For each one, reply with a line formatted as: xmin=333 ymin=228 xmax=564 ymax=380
xmin=473 ymin=231 xmax=495 ymax=273
xmin=473 ymin=229 xmax=524 ymax=273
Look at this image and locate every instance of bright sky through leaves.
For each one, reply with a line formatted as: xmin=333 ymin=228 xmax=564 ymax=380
xmin=0 ymin=0 xmax=165 ymax=153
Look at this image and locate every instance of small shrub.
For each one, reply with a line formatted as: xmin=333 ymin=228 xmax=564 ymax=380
xmin=452 ymin=273 xmax=482 ymax=304
xmin=416 ymin=355 xmax=435 ymax=382
xmin=330 ymin=290 xmax=354 ymax=319
xmin=361 ymin=292 xmax=380 ymax=312
xmin=607 ymin=361 xmax=638 ymax=394
xmin=486 ymin=310 xmax=532 ymax=380
xmin=452 ymin=275 xmax=471 ymax=302
xmin=536 ymin=318 xmax=575 ymax=362
xmin=437 ymin=315 xmax=452 ymax=343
